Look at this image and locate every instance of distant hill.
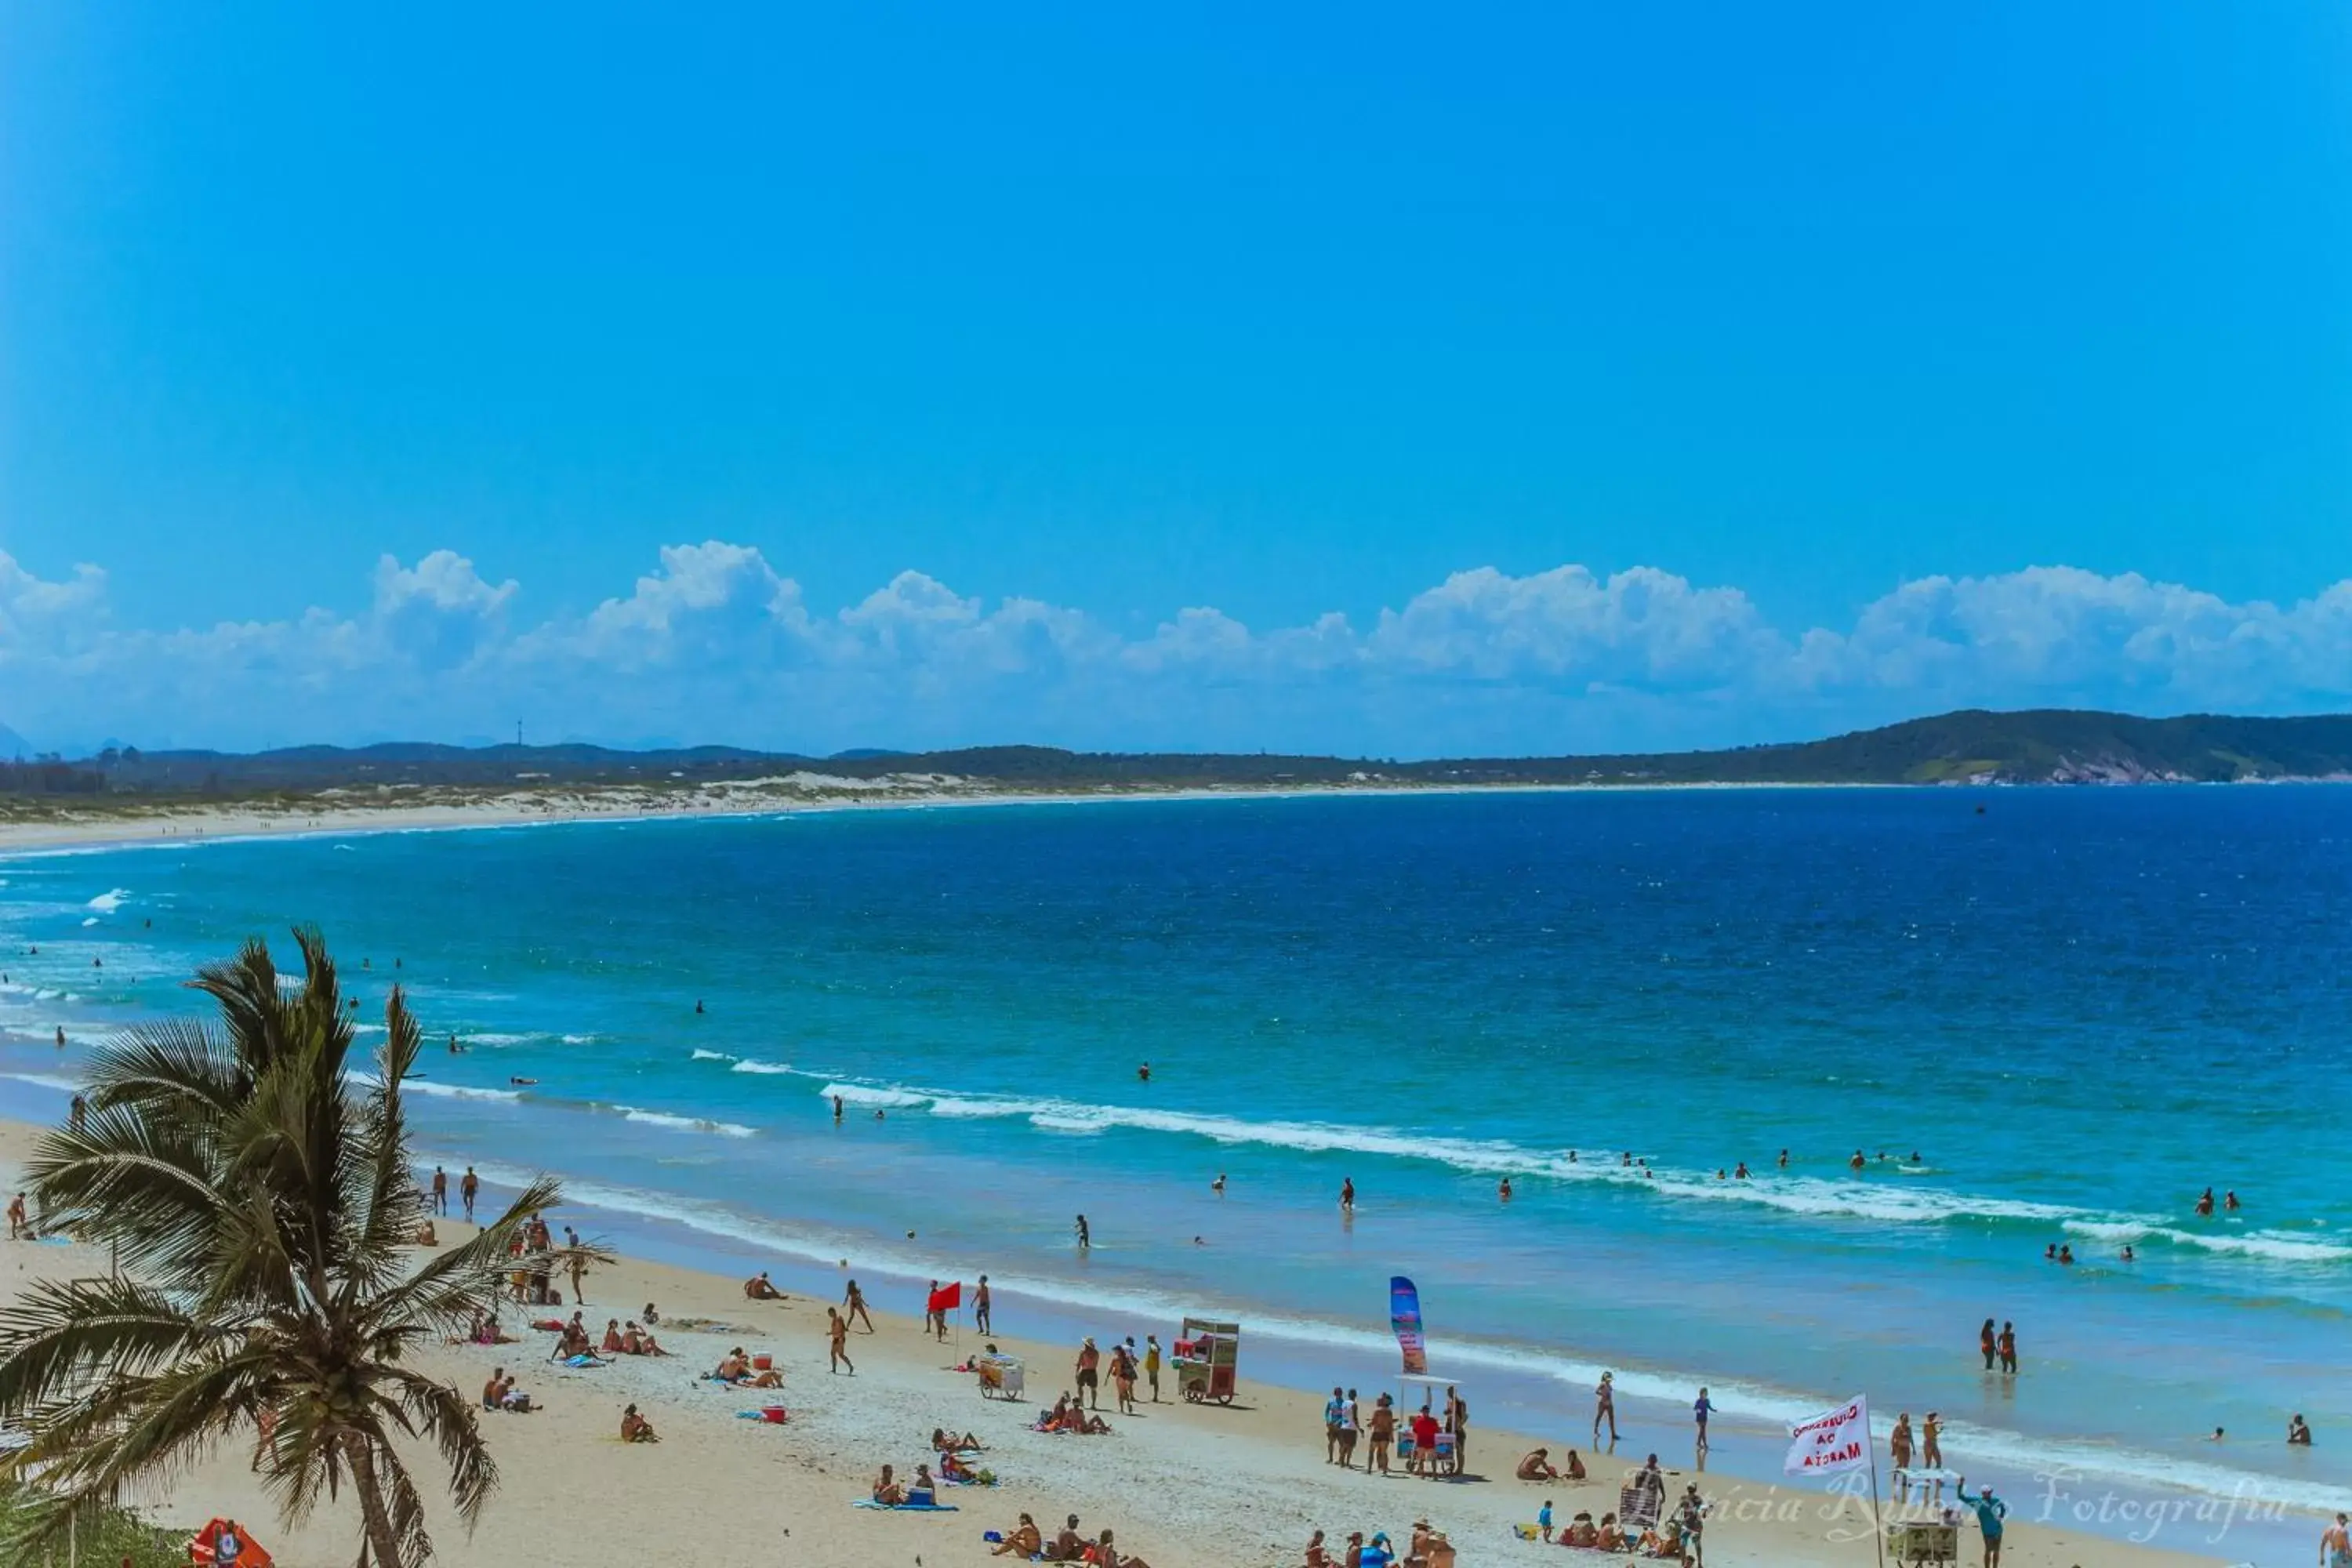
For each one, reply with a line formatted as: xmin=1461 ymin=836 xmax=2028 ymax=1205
xmin=0 ymin=723 xmax=30 ymax=761
xmin=10 ymin=710 xmax=2352 ymax=798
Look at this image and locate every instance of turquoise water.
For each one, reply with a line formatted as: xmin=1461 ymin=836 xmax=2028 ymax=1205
xmin=2 ymin=789 xmax=2347 ymax=1541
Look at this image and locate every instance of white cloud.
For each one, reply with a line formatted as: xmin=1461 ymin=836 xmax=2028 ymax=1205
xmin=4 ymin=544 xmax=2350 ymax=756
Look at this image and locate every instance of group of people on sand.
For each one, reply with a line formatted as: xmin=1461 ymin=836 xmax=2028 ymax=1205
xmin=1299 ymin=1517 xmax=1456 ymax=1568
xmin=1033 ymin=1391 xmax=1114 ymax=1435
xmin=1317 ymin=1386 xmax=1470 ymax=1479
xmin=1073 ymin=1335 xmax=1149 ymax=1414
xmin=598 ymin=1316 xmax=669 ymax=1356
xmin=990 ymin=1510 xmax=1156 ymax=1567
xmin=710 ymin=1345 xmax=785 ymax=1388
xmin=1888 ymin=1412 xmax=1947 ymax=1501
xmin=477 ymin=1366 xmax=534 ymax=1413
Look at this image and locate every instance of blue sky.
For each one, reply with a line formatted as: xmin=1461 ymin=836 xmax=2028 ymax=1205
xmin=2 ymin=3 xmax=2347 ymax=756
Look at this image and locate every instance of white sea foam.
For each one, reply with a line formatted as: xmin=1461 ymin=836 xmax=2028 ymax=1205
xmin=690 ymin=1048 xmax=736 ymax=1062
xmin=463 ymin=1033 xmax=537 ymax=1047
xmin=561 ymin=1033 xmax=597 ymax=1045
xmin=804 ymin=1080 xmax=2106 ymax=1232
xmin=615 ymin=1106 xmax=757 ymax=1138
xmin=0 ymin=1073 xmax=83 ymax=1094
xmin=729 ymin=1058 xmax=793 ymax=1075
xmin=79 ymin=917 xmax=98 ymax=927
xmin=818 ymin=1082 xmax=928 ymax=1109
xmin=85 ymin=889 xmax=130 ymax=913
xmin=357 ymin=1073 xmax=523 ymax=1102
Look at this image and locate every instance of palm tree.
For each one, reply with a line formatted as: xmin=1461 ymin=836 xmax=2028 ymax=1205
xmin=0 ymin=927 xmax=557 ymax=1567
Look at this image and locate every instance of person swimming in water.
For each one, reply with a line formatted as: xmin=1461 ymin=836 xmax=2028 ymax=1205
xmin=1137 ymin=1062 xmax=1150 ymax=1082
xmin=1498 ymin=1178 xmax=1512 ymax=1203
xmin=1339 ymin=1178 xmax=1356 ymax=1212
xmin=695 ymin=999 xmax=706 ymax=1014
xmin=2225 ymin=1189 xmax=2241 ymax=1211
xmin=2196 ymin=1187 xmax=2215 ymax=1216
xmin=1849 ymin=1149 xmax=1866 ymax=1171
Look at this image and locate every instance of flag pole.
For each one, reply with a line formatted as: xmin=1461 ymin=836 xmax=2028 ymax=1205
xmin=1867 ymin=1439 xmax=1887 ymax=1568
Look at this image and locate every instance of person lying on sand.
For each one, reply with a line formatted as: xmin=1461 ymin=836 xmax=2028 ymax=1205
xmin=744 ymin=1271 xmax=783 ymax=1300
xmin=932 ymin=1426 xmax=985 ymax=1453
xmin=619 ymin=1403 xmax=658 ymax=1443
xmin=992 ymin=1513 xmax=1043 ymax=1557
xmin=871 ymin=1464 xmax=906 ymax=1506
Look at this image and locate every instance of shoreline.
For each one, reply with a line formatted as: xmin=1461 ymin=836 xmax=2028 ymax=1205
xmin=0 ymin=779 xmax=1919 ymax=861
xmin=0 ymin=1098 xmax=2306 ymax=1568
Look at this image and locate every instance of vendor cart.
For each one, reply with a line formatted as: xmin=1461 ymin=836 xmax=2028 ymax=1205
xmin=1887 ymin=1520 xmax=1959 ymax=1568
xmin=975 ymin=1352 xmax=1025 ymax=1401
xmin=1173 ymin=1317 xmax=1240 ymax=1405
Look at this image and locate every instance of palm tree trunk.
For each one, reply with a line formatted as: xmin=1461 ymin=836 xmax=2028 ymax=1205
xmin=343 ymin=1432 xmax=405 ymax=1568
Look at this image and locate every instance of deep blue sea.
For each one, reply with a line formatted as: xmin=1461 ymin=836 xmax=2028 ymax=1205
xmin=3 ymin=788 xmax=2347 ymax=1537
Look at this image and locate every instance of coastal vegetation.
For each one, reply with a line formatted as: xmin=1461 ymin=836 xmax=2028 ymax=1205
xmin=4 ymin=710 xmax=2351 ymax=819
xmin=0 ymin=929 xmax=557 ymax=1568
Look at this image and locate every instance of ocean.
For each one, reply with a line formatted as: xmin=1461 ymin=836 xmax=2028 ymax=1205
xmin=2 ymin=787 xmax=2347 ymax=1546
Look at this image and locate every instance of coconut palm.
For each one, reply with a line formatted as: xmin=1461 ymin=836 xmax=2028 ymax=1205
xmin=0 ymin=927 xmax=557 ymax=1568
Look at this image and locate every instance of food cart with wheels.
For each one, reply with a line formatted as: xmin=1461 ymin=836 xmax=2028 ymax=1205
xmin=975 ymin=1352 xmax=1025 ymax=1400
xmin=1173 ymin=1318 xmax=1240 ymax=1404
xmin=1887 ymin=1519 xmax=1959 ymax=1568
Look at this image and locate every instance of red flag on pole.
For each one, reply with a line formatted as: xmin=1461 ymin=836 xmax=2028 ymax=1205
xmin=927 ymin=1280 xmax=963 ymax=1314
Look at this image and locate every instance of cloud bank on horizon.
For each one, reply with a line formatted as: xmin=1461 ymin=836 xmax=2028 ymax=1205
xmin=4 ymin=543 xmax=2350 ymax=758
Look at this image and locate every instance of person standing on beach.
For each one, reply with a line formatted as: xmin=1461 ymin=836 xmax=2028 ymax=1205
xmin=1368 ymin=1393 xmax=1396 ymax=1475
xmin=430 ymin=1166 xmax=448 ymax=1216
xmin=1955 ymin=1479 xmax=2005 ymax=1568
xmin=974 ymin=1275 xmax=992 ymax=1334
xmin=1594 ymin=1371 xmax=1619 ymax=1445
xmin=844 ymin=1279 xmax=874 ymax=1332
xmin=1997 ymin=1322 xmax=2017 ymax=1374
xmin=1145 ymin=1334 xmax=1162 ymax=1401
xmin=1076 ymin=1337 xmax=1102 ymax=1409
xmin=1978 ymin=1319 xmax=1996 ymax=1370
xmin=1326 ymin=1388 xmax=1347 ymax=1462
xmin=460 ymin=1166 xmax=479 ymax=1222
xmin=826 ymin=1307 xmax=855 ymax=1374
xmin=1693 ymin=1387 xmax=1712 ymax=1467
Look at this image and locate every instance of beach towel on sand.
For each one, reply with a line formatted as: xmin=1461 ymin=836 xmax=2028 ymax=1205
xmin=853 ymin=1499 xmax=958 ymax=1512
xmin=734 ymin=1406 xmax=790 ymax=1423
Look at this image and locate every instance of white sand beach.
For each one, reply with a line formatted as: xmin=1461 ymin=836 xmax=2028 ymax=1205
xmin=0 ymin=1113 xmax=2251 ymax=1568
